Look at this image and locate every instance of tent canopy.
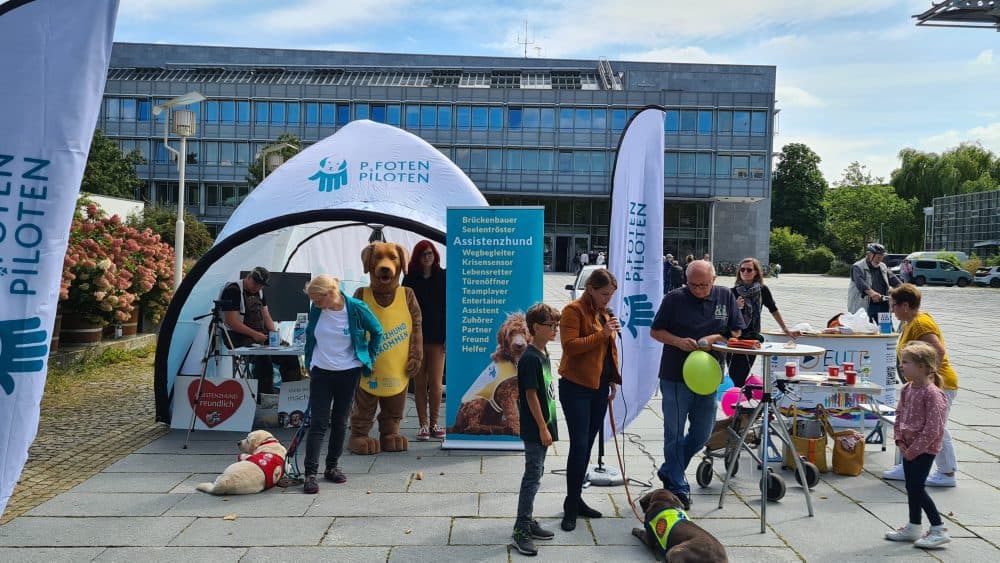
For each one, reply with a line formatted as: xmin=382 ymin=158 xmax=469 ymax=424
xmin=154 ymin=120 xmax=488 ymax=422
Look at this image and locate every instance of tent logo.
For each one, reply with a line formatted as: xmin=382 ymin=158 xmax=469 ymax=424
xmin=309 ymin=157 xmax=348 ymax=192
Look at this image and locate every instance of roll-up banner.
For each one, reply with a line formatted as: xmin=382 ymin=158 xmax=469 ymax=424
xmin=443 ymin=207 xmax=543 ymax=450
xmin=0 ymin=0 xmax=120 ymax=515
xmin=607 ymin=106 xmax=666 ymax=434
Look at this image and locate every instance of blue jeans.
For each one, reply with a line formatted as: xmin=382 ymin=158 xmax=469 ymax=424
xmin=515 ymin=440 xmax=548 ymax=530
xmin=559 ymin=378 xmax=609 ymax=501
xmin=304 ymin=366 xmax=361 ymax=476
xmin=658 ymin=379 xmax=717 ymax=495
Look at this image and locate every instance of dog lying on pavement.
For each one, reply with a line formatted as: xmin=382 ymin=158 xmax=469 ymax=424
xmin=196 ymin=430 xmax=287 ymax=495
xmin=631 ymin=489 xmax=728 ymax=562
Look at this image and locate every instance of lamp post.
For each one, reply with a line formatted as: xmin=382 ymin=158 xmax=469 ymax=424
xmin=255 ymin=143 xmax=298 ymax=180
xmin=153 ymin=91 xmax=205 ymax=290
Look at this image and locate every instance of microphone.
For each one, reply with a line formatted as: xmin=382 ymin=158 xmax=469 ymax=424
xmin=605 ymin=307 xmax=622 ymax=335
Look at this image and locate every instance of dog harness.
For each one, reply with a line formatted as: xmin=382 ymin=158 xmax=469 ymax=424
xmin=361 ymin=286 xmax=411 ymax=397
xmin=242 ymin=439 xmax=284 ymax=489
xmin=645 ymin=506 xmax=690 ymax=554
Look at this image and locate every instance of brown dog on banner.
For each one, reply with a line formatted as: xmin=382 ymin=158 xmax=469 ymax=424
xmin=631 ymin=489 xmax=728 ymax=562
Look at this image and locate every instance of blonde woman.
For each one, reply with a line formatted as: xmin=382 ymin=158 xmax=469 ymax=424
xmin=302 ymin=275 xmax=382 ymax=494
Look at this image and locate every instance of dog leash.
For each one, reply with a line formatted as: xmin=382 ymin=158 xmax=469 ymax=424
xmin=608 ymin=398 xmax=645 ymax=521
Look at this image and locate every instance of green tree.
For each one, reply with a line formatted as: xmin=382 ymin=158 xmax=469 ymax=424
xmin=824 ymin=185 xmax=917 ymax=260
xmin=771 ymin=143 xmax=828 ymax=241
xmin=127 ymin=205 xmax=214 ymax=261
xmin=246 ymin=133 xmax=303 ymax=188
xmin=834 ymin=161 xmax=884 ymax=188
xmin=80 ymin=129 xmax=146 ymax=198
xmin=769 ymin=227 xmax=808 ymax=272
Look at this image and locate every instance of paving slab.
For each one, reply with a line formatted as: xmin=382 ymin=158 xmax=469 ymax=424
xmin=451 ymin=516 xmax=596 ymax=546
xmin=26 ymin=493 xmax=184 ymax=517
xmin=387 ymin=545 xmax=511 ymax=562
xmin=306 ymin=492 xmax=478 ymax=517
xmin=321 ymin=516 xmax=451 ymax=546
xmin=168 ymin=516 xmax=333 ymax=546
xmin=93 ymin=547 xmax=246 ymax=562
xmin=103 ymin=454 xmax=236 ymax=473
xmin=0 ymin=517 xmax=195 ymax=547
xmin=0 ymin=547 xmax=106 ymax=562
xmin=164 ymin=490 xmax=316 ymax=517
xmin=71 ymin=472 xmax=191 ymax=494
xmin=243 ymin=546 xmax=389 ymax=562
xmin=369 ymin=454 xmax=483 ymax=475
xmin=478 ymin=491 xmax=616 ymax=519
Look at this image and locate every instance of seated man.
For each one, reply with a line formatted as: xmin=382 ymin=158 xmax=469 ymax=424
xmin=220 ymin=266 xmax=301 ymax=395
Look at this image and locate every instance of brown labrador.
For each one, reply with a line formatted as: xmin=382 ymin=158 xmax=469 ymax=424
xmin=631 ymin=489 xmax=727 ymax=562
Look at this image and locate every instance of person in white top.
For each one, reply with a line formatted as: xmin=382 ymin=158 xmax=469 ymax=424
xmin=301 ymin=275 xmax=382 ymax=494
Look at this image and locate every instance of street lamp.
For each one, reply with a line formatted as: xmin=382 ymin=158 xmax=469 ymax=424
xmin=153 ymin=91 xmax=205 ymax=290
xmin=255 ymin=143 xmax=298 ymax=180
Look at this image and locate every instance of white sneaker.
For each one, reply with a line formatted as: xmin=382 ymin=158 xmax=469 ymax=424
xmin=882 ymin=464 xmax=905 ymax=481
xmin=914 ymin=527 xmax=951 ymax=549
xmin=926 ymin=472 xmax=956 ymax=487
xmin=885 ymin=523 xmax=922 ymax=542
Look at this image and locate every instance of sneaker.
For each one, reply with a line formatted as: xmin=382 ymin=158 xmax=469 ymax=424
xmin=926 ymin=472 xmax=957 ymax=488
xmin=416 ymin=426 xmax=430 ymax=441
xmin=914 ymin=527 xmax=951 ymax=549
xmin=511 ymin=528 xmax=538 ymax=556
xmin=885 ymin=523 xmax=922 ymax=542
xmin=324 ymin=466 xmax=347 ymax=484
xmin=528 ymin=520 xmax=555 ymax=540
xmin=431 ymin=424 xmax=446 ymax=439
xmin=303 ymin=475 xmax=319 ymax=494
xmin=882 ymin=464 xmax=905 ymax=481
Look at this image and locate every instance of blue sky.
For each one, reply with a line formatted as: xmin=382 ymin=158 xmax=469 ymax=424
xmin=114 ymin=0 xmax=1000 ymax=183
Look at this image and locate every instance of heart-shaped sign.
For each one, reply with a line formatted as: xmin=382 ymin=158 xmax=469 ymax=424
xmin=187 ymin=379 xmax=244 ymax=428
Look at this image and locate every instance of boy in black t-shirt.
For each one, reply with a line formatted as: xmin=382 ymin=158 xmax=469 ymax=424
xmin=511 ymin=303 xmax=561 ymax=557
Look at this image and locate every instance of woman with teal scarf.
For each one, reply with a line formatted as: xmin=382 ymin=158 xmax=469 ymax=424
xmin=728 ymin=257 xmax=798 ymax=387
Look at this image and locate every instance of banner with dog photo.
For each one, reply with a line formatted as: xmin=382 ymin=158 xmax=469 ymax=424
xmin=443 ymin=207 xmax=544 ymax=450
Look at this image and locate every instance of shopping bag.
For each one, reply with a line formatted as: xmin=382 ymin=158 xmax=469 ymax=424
xmin=817 ymin=405 xmax=866 ymax=476
xmin=783 ymin=408 xmax=828 ymax=473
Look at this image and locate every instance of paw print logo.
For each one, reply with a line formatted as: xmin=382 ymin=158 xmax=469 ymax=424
xmin=1 ymin=317 xmax=50 ymax=395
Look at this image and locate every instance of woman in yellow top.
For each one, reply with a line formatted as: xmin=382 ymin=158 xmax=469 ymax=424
xmin=884 ymin=283 xmax=958 ymax=487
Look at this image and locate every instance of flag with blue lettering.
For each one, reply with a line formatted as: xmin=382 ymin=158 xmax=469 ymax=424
xmin=607 ymin=106 xmax=665 ymax=433
xmin=0 ymin=0 xmax=119 ymax=516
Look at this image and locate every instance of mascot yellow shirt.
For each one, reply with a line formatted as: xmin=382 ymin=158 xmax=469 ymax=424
xmin=362 ymin=287 xmax=411 ymax=397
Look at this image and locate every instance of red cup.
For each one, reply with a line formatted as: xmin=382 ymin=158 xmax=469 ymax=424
xmin=784 ymin=362 xmax=797 ymax=378
xmin=842 ymin=362 xmax=855 ymax=372
xmin=844 ymin=370 xmax=857 ymax=385
xmin=827 ymin=366 xmax=840 ymax=378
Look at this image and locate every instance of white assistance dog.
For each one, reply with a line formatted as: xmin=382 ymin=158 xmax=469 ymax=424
xmin=196 ymin=430 xmax=287 ymax=495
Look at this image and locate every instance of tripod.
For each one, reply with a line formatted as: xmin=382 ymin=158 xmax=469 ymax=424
xmin=183 ymin=300 xmax=253 ymax=449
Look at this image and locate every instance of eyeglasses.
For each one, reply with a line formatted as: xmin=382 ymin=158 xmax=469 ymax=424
xmin=688 ymin=282 xmax=712 ymax=289
xmin=739 ymin=267 xmax=756 ymax=273
xmin=543 ymin=322 xmax=560 ymax=328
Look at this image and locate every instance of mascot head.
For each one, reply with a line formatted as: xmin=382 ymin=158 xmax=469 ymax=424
xmin=362 ymin=242 xmax=408 ymax=295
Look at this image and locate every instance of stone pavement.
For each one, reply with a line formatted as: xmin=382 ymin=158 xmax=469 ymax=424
xmin=1 ymin=273 xmax=998 ymax=561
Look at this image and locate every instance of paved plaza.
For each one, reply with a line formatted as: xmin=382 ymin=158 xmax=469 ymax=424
xmin=1 ymin=273 xmax=998 ymax=561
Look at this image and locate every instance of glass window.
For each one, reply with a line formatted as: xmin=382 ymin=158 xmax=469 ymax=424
xmin=665 ymin=110 xmax=679 ymax=133
xmin=539 ymin=149 xmax=554 ymax=171
xmin=509 ymin=108 xmax=522 ymax=129
xmin=138 ymin=100 xmax=151 ymax=122
xmin=678 ymin=153 xmax=695 ymax=176
xmin=732 ymin=155 xmax=749 ymax=178
xmin=522 ymin=107 xmax=539 ymax=128
xmin=222 ymin=184 xmax=237 ymax=206
xmin=421 ymin=105 xmax=436 ymax=128
xmin=321 ymin=103 xmax=335 ymax=126
xmin=559 ymin=108 xmax=574 ymax=129
xmin=355 ymin=103 xmax=369 ymax=121
xmin=438 ymin=106 xmax=451 ymax=129
xmin=558 ymin=150 xmax=573 ymax=173
xmin=507 ymin=149 xmax=521 ymax=170
xmin=370 ymin=105 xmax=386 ymax=123
xmin=733 ymin=111 xmax=750 ymax=135
xmin=575 ymin=108 xmax=592 ymax=130
xmin=387 ymin=104 xmax=401 ymax=126
xmin=337 ymin=104 xmax=350 ymax=126
xmin=454 ymin=147 xmax=470 ymax=168
xmin=237 ymin=101 xmax=250 ymax=124
xmin=305 ymin=103 xmax=319 ymax=126
xmin=697 ymin=110 xmax=713 ymax=135
xmin=154 ymin=142 xmax=169 ymax=163
xmin=696 ymin=153 xmax=712 ymax=177
xmin=716 ymin=155 xmax=731 ymax=177
xmin=221 ymin=101 xmax=235 ymax=124
xmin=489 ymin=106 xmax=503 ymax=130
xmin=205 ymin=141 xmax=219 ymax=165
xmin=540 ymin=108 xmax=555 ymax=129
xmin=270 ymin=102 xmax=285 ymax=124
xmin=406 ymin=105 xmax=420 ymax=129
xmin=236 ymin=143 xmax=250 ymax=164
xmin=205 ymin=101 xmax=219 ymax=123
xmin=612 ymin=109 xmax=627 ymax=131
xmin=750 ymin=155 xmax=765 ymax=178
xmin=665 ymin=152 xmax=678 ymax=177
xmin=472 ymin=106 xmax=488 ymax=129
xmin=205 ymin=184 xmax=219 ymax=206
xmin=255 ymin=102 xmax=268 ymax=124
xmin=522 ymin=149 xmax=538 ymax=171
xmin=574 ymin=151 xmax=589 ymax=173
xmin=718 ymin=110 xmax=732 ymax=134
xmin=121 ymin=98 xmax=136 ymax=121
xmin=680 ymin=110 xmax=696 ymax=133
xmin=591 ymin=152 xmax=606 ymax=173
xmin=456 ymin=106 xmax=471 ymax=129
xmin=591 ymin=109 xmax=607 ymax=131
xmin=282 ymin=103 xmax=298 ymax=125
xmin=104 ymin=98 xmax=120 ymax=120
xmin=751 ymin=111 xmax=767 ymax=136
xmin=470 ymin=148 xmax=487 ymax=170
xmin=488 ymin=148 xmax=503 ymax=171
xmin=220 ymin=142 xmax=235 ymax=166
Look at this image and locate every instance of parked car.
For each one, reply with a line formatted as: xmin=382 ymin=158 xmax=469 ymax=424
xmin=974 ymin=266 xmax=1000 ymax=288
xmin=905 ymin=251 xmax=969 ymax=263
xmin=910 ymin=259 xmax=972 ymax=287
xmin=884 ymin=253 xmax=907 ymax=276
xmin=565 ymin=264 xmax=601 ymax=300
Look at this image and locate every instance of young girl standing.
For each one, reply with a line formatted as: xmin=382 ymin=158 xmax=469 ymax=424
xmin=885 ymin=341 xmax=951 ymax=549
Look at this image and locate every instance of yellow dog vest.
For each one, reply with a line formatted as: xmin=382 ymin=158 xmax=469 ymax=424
xmin=646 ymin=506 xmax=690 ymax=553
xmin=362 ymin=287 xmax=411 ymax=397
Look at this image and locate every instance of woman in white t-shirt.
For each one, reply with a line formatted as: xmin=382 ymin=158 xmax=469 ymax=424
xmin=302 ymin=275 xmax=383 ymax=494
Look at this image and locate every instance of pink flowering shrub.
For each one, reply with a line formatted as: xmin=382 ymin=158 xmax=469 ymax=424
xmin=61 ymin=200 xmax=175 ymax=325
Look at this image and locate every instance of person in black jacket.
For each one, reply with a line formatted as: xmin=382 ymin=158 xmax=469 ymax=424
xmin=403 ymin=240 xmax=447 ymax=441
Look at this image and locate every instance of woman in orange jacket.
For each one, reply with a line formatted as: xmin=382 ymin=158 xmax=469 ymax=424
xmin=557 ymin=268 xmax=621 ymax=531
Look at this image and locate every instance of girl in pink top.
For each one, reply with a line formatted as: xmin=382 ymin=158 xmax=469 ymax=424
xmin=885 ymin=341 xmax=951 ymax=549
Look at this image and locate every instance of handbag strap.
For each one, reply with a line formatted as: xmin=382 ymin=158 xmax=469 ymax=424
xmin=815 ymin=404 xmax=837 ymax=438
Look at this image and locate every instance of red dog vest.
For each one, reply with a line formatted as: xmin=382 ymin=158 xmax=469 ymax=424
xmin=240 ymin=439 xmax=284 ymax=489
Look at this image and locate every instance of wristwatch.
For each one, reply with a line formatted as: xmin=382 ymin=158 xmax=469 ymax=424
xmin=698 ymin=338 xmax=709 ymax=348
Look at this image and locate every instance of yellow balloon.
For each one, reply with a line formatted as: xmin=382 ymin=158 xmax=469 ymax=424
xmin=682 ymin=350 xmax=723 ymax=395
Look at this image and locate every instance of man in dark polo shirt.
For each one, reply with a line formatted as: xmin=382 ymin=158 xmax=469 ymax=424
xmin=650 ymin=260 xmax=744 ymax=509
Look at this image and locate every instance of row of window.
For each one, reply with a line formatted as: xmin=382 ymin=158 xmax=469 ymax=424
xmin=666 ymin=153 xmax=767 ymax=179
xmin=103 ymin=97 xmax=770 ymax=136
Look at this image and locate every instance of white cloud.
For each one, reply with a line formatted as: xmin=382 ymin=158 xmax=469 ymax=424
xmin=621 ymin=46 xmax=729 ymax=65
xmin=917 ymin=123 xmax=1000 ymax=154
xmin=118 ymin=0 xmax=223 ymax=22
xmin=776 ymin=85 xmax=824 ymax=109
xmin=237 ymin=0 xmax=411 ymax=34
xmin=973 ymin=49 xmax=994 ymax=66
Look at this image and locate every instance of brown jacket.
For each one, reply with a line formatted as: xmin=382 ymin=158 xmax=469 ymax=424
xmin=558 ymin=295 xmax=621 ymax=389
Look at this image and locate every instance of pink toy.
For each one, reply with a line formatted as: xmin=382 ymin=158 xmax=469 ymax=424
xmin=743 ymin=374 xmax=764 ymax=401
xmin=720 ymin=387 xmax=741 ymax=417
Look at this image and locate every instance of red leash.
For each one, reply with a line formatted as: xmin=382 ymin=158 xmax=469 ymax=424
xmin=608 ymin=397 xmax=644 ymax=521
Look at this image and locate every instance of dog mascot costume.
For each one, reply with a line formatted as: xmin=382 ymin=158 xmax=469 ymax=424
xmin=348 ymin=242 xmax=423 ymax=454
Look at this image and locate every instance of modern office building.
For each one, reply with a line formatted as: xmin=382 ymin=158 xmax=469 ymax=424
xmin=100 ymin=43 xmax=777 ymax=271
xmin=925 ymin=189 xmax=1000 ymax=256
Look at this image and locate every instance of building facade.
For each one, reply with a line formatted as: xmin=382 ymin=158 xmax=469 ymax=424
xmin=100 ymin=43 xmax=776 ymax=271
xmin=926 ymin=189 xmax=1000 ymax=256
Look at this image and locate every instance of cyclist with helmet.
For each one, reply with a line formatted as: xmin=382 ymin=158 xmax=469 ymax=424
xmin=848 ymin=243 xmax=902 ymax=323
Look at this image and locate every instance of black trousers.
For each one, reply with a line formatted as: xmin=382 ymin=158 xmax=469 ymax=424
xmin=904 ymin=453 xmax=942 ymax=526
xmin=727 ymin=354 xmax=757 ymax=388
xmin=559 ymin=378 xmax=609 ymax=502
xmin=304 ymin=366 xmax=362 ymax=476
